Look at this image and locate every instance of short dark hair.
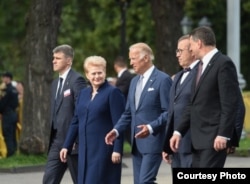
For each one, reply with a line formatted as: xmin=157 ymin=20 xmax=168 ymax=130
xmin=2 ymin=71 xmax=13 ymax=79
xmin=114 ymin=56 xmax=127 ymax=68
xmin=189 ymin=26 xmax=216 ymax=46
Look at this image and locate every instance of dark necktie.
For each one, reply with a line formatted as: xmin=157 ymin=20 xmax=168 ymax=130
xmin=135 ymin=75 xmax=143 ymax=109
xmin=53 ymin=77 xmax=63 ymax=130
xmin=183 ymin=67 xmax=191 ymax=73
xmin=196 ymin=60 xmax=203 ymax=87
xmin=180 ymin=67 xmax=191 ymax=85
xmin=56 ymin=77 xmax=63 ymax=100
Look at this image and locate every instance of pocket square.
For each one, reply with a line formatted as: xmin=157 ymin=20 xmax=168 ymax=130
xmin=64 ymin=89 xmax=71 ymax=97
xmin=147 ymin=87 xmax=154 ymax=91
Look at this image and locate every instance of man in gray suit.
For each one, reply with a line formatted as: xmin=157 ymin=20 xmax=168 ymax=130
xmin=105 ymin=42 xmax=172 ymax=184
xmin=43 ymin=45 xmax=87 ymax=184
xmin=162 ymin=35 xmax=198 ymax=168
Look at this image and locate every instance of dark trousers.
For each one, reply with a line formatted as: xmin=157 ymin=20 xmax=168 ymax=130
xmin=192 ymin=148 xmax=227 ymax=168
xmin=2 ymin=112 xmax=18 ymax=157
xmin=43 ymin=139 xmax=78 ymax=184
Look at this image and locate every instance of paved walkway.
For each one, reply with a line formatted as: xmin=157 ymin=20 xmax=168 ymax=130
xmin=0 ymin=155 xmax=249 ymax=184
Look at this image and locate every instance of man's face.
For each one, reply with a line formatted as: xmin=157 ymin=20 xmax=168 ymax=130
xmin=129 ymin=48 xmax=147 ymax=75
xmin=52 ymin=52 xmax=71 ymax=74
xmin=189 ymin=36 xmax=200 ymax=60
xmin=176 ymin=39 xmax=194 ymax=68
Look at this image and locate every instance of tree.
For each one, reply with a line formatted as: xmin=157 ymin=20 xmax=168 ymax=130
xmin=150 ymin=0 xmax=186 ymax=75
xmin=19 ymin=0 xmax=63 ymax=154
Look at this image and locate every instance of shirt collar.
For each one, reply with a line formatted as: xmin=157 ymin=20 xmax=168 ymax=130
xmin=189 ymin=60 xmax=200 ymax=69
xmin=201 ymin=48 xmax=218 ymax=67
xmin=59 ymin=67 xmax=71 ymax=80
xmin=118 ymin=68 xmax=127 ymax=78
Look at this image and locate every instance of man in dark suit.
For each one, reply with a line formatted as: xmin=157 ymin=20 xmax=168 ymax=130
xmin=106 ymin=42 xmax=172 ymax=184
xmin=0 ymin=72 xmax=18 ymax=157
xmin=114 ymin=56 xmax=135 ymax=145
xmin=162 ymin=35 xmax=199 ymax=168
xmin=114 ymin=56 xmax=135 ymax=100
xmin=43 ymin=44 xmax=87 ymax=184
xmin=170 ymin=26 xmax=239 ymax=168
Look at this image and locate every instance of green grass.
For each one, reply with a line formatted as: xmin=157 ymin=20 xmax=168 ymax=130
xmin=235 ymin=136 xmax=250 ymax=157
xmin=0 ymin=153 xmax=47 ymax=168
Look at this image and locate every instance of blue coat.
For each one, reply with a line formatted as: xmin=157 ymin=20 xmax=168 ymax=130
xmin=115 ymin=67 xmax=172 ymax=153
xmin=63 ymin=81 xmax=125 ymax=184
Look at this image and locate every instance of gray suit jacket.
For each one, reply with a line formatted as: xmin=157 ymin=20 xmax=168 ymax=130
xmin=48 ymin=69 xmax=86 ymax=154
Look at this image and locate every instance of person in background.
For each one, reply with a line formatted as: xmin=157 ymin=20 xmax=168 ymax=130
xmin=105 ymin=42 xmax=172 ymax=184
xmin=60 ymin=56 xmax=125 ymax=184
xmin=114 ymin=56 xmax=135 ymax=145
xmin=0 ymin=72 xmax=18 ymax=157
xmin=162 ymin=35 xmax=199 ymax=168
xmin=114 ymin=55 xmax=135 ymax=100
xmin=170 ymin=26 xmax=239 ymax=168
xmin=43 ymin=44 xmax=87 ymax=184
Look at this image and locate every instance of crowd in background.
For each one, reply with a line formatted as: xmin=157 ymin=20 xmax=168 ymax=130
xmin=0 ymin=72 xmax=23 ymax=158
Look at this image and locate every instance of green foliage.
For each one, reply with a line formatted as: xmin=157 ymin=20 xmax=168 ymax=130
xmin=0 ymin=153 xmax=46 ymax=168
xmin=58 ymin=0 xmax=154 ymax=78
xmin=185 ymin=0 xmax=250 ymax=90
xmin=0 ymin=0 xmax=30 ymax=80
xmin=235 ymin=136 xmax=250 ymax=157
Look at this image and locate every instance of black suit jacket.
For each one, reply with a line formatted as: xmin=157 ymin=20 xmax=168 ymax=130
xmin=115 ymin=69 xmax=135 ymax=99
xmin=48 ymin=69 xmax=86 ymax=154
xmin=177 ymin=51 xmax=239 ymax=150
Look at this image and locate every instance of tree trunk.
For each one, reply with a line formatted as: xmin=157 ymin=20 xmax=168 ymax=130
xmin=19 ymin=0 xmax=62 ymax=154
xmin=150 ymin=0 xmax=186 ymax=76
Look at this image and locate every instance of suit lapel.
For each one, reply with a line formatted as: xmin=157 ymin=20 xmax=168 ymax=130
xmin=55 ymin=69 xmax=72 ymax=113
xmin=136 ymin=68 xmax=157 ymax=109
xmin=193 ymin=52 xmax=220 ymax=100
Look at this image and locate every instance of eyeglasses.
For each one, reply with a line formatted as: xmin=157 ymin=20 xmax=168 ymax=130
xmin=176 ymin=49 xmax=189 ymax=54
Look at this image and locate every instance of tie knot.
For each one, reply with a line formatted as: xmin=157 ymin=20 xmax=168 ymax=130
xmin=183 ymin=67 xmax=191 ymax=73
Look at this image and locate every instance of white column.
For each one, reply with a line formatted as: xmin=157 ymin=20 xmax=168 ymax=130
xmin=227 ymin=0 xmax=246 ymax=89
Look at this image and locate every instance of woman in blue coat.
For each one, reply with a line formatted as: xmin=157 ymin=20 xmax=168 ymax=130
xmin=60 ymin=56 xmax=125 ymax=184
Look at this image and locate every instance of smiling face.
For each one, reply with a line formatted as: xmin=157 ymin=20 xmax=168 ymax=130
xmin=84 ymin=56 xmax=107 ymax=89
xmin=86 ymin=65 xmax=106 ymax=88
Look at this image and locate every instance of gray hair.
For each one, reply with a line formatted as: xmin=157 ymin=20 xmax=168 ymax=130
xmin=129 ymin=42 xmax=155 ymax=61
xmin=53 ymin=44 xmax=74 ymax=59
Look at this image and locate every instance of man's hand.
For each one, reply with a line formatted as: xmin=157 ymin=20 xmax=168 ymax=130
xmin=170 ymin=134 xmax=181 ymax=152
xmin=214 ymin=136 xmax=227 ymax=151
xmin=60 ymin=148 xmax=68 ymax=163
xmin=105 ymin=129 xmax=117 ymax=145
xmin=162 ymin=151 xmax=172 ymax=164
xmin=135 ymin=125 xmax=150 ymax=138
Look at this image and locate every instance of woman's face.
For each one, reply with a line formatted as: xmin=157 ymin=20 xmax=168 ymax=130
xmin=86 ymin=65 xmax=106 ymax=88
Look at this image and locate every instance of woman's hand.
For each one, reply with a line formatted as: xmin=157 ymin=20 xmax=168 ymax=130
xmin=111 ymin=152 xmax=121 ymax=164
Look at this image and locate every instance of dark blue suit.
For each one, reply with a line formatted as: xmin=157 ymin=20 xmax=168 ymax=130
xmin=163 ymin=64 xmax=198 ymax=168
xmin=114 ymin=67 xmax=172 ymax=184
xmin=63 ymin=81 xmax=125 ymax=184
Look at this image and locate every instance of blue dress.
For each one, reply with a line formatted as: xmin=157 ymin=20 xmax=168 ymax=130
xmin=63 ymin=81 xmax=125 ymax=184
